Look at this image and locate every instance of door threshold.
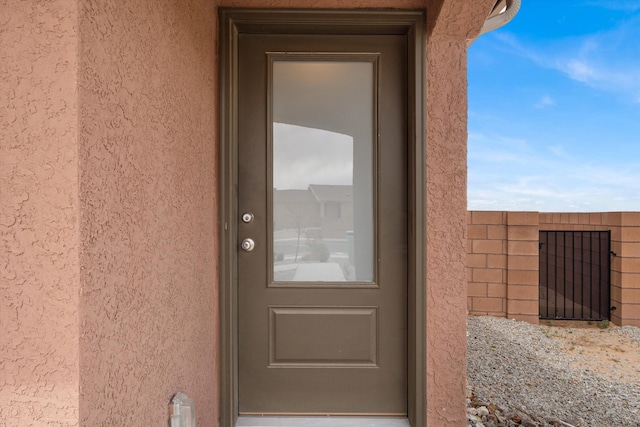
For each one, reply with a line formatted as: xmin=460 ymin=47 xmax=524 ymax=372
xmin=236 ymin=416 xmax=410 ymax=427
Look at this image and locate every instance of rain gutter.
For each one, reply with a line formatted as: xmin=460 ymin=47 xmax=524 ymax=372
xmin=471 ymin=0 xmax=521 ymax=43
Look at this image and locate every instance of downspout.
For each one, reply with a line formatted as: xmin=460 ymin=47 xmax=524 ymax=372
xmin=470 ymin=0 xmax=521 ymax=43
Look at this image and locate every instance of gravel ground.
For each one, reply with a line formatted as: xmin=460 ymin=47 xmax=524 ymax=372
xmin=467 ymin=316 xmax=640 ymax=427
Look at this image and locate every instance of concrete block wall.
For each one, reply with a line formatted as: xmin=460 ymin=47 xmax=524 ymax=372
xmin=467 ymin=212 xmax=539 ymax=323
xmin=506 ymin=212 xmax=539 ymax=323
xmin=539 ymin=212 xmax=640 ymax=326
xmin=619 ymin=213 xmax=640 ymax=326
xmin=467 ymin=211 xmax=508 ymax=317
xmin=468 ymin=211 xmax=640 ymax=327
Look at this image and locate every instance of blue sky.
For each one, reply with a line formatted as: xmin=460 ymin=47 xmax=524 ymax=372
xmin=468 ymin=0 xmax=640 ymax=212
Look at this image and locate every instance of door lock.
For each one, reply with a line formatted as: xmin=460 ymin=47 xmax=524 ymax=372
xmin=241 ymin=212 xmax=254 ymax=223
xmin=241 ymin=238 xmax=255 ymax=252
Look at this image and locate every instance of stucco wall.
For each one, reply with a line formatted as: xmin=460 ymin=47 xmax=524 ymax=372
xmin=78 ymin=0 xmax=217 ymax=425
xmin=425 ymin=1 xmax=495 ymax=425
xmin=1 ymin=1 xmax=80 ymax=425
xmin=3 ymin=0 xmax=496 ymax=425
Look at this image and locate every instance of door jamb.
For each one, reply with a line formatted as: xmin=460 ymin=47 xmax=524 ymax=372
xmin=219 ymin=9 xmax=426 ymax=427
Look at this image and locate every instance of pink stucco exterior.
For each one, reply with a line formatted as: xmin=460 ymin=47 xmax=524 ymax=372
xmin=425 ymin=2 xmax=492 ymax=422
xmin=2 ymin=1 xmax=496 ymax=425
xmin=1 ymin=1 xmax=80 ymax=424
xmin=77 ymin=0 xmax=218 ymax=425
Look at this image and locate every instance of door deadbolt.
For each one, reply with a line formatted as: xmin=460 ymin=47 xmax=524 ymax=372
xmin=241 ymin=212 xmax=254 ymax=223
xmin=241 ymin=238 xmax=255 ymax=252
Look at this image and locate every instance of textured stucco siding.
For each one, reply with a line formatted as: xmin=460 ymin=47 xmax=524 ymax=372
xmin=425 ymin=34 xmax=470 ymax=425
xmin=216 ymin=0 xmax=427 ymax=8
xmin=1 ymin=0 xmax=80 ymax=425
xmin=2 ymin=0 xmax=496 ymax=425
xmin=77 ymin=0 xmax=217 ymax=425
xmin=425 ymin=1 xmax=496 ymax=425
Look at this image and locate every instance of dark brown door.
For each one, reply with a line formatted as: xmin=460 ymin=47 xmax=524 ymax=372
xmin=237 ymin=33 xmax=408 ymax=416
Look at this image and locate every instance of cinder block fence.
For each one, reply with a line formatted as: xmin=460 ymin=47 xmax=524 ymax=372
xmin=467 ymin=211 xmax=640 ymax=327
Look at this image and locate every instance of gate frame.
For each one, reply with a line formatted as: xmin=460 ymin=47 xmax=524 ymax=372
xmin=538 ymin=229 xmax=611 ymax=321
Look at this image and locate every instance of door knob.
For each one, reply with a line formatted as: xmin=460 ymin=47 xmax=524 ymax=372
xmin=241 ymin=238 xmax=255 ymax=252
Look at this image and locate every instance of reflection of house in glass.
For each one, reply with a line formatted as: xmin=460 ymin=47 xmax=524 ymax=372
xmin=273 ymin=185 xmax=356 ymax=281
xmin=274 ymin=184 xmax=354 ymax=238
xmin=309 ymin=185 xmax=354 ymax=238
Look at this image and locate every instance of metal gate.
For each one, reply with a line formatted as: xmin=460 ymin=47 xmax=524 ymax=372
xmin=539 ymin=230 xmax=611 ymax=320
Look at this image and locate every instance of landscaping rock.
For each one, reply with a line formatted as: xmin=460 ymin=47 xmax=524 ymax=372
xmin=466 ymin=316 xmax=640 ymax=427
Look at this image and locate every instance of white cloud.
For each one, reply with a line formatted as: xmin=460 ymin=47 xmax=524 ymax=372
xmin=534 ymin=95 xmax=556 ymax=108
xmin=548 ymin=145 xmax=567 ymax=157
xmin=561 ymin=59 xmax=598 ymax=82
xmin=468 ymin=132 xmax=532 ymax=165
xmin=469 ymin=8 xmax=640 ymax=212
xmin=492 ymin=31 xmax=541 ymax=62
xmin=468 ymin=132 xmax=640 ymax=212
xmin=552 ymin=40 xmax=640 ymax=102
xmin=491 ymin=16 xmax=640 ymax=103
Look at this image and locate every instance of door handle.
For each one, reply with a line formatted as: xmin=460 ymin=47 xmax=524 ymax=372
xmin=241 ymin=238 xmax=255 ymax=252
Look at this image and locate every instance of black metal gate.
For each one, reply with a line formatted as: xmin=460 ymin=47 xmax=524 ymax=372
xmin=539 ymin=230 xmax=611 ymax=320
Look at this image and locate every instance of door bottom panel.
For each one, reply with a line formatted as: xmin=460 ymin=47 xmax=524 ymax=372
xmin=236 ymin=416 xmax=410 ymax=427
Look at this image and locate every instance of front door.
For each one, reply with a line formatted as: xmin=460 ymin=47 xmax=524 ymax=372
xmin=236 ymin=29 xmax=408 ymax=416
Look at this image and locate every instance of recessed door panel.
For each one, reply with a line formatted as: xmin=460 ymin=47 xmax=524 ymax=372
xmin=238 ymin=33 xmax=407 ymax=416
xmin=268 ymin=306 xmax=378 ymax=367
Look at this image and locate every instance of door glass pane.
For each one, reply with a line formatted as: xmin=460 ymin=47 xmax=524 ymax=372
xmin=272 ymin=60 xmax=374 ymax=282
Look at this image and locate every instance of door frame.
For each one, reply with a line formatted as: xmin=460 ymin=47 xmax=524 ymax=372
xmin=219 ymin=9 xmax=426 ymax=427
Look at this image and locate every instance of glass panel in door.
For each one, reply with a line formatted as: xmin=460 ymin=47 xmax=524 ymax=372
xmin=271 ymin=58 xmax=376 ymax=283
